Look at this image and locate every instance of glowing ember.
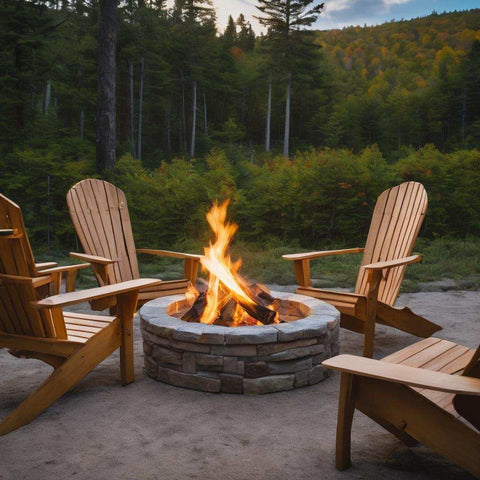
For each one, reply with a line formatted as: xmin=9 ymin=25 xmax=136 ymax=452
xmin=185 ymin=200 xmax=279 ymax=327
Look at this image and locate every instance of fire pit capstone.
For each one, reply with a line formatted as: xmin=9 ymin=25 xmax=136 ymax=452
xmin=141 ymin=291 xmax=340 ymax=394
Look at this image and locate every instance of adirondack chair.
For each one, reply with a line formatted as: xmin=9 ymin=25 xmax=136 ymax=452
xmin=67 ymin=179 xmax=202 ymax=311
xmin=0 ymin=197 xmax=163 ymax=434
xmin=0 ymin=193 xmax=89 ymax=294
xmin=0 ymin=275 xmax=161 ymax=435
xmin=323 ymin=338 xmax=480 ymax=477
xmin=283 ymin=181 xmax=442 ymax=357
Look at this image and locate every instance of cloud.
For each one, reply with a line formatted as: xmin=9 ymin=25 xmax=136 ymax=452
xmin=323 ymin=0 xmax=412 ymax=23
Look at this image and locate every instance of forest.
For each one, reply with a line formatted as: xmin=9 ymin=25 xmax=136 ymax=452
xmin=0 ymin=1 xmax=479 ymax=288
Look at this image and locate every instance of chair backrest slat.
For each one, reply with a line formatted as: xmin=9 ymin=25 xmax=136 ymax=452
xmin=355 ymin=182 xmax=428 ymax=306
xmin=67 ymin=179 xmax=140 ymax=284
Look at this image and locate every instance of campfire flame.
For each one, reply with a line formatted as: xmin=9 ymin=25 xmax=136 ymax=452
xmin=194 ymin=200 xmax=278 ymax=327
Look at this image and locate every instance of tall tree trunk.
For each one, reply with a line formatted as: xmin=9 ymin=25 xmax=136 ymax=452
xmin=167 ymin=98 xmax=171 ymax=160
xmin=80 ymin=109 xmax=84 ymax=139
xmin=44 ymin=80 xmax=51 ymax=114
xmin=283 ymin=77 xmax=291 ymax=158
xmin=265 ymin=77 xmax=272 ymax=152
xmin=461 ymin=88 xmax=466 ymax=141
xmin=54 ymin=90 xmax=57 ymax=120
xmin=181 ymin=69 xmax=187 ymax=153
xmin=137 ymin=56 xmax=144 ymax=161
xmin=203 ymin=89 xmax=208 ymax=137
xmin=129 ymin=61 xmax=134 ymax=154
xmin=190 ymin=79 xmax=197 ymax=157
xmin=96 ymin=0 xmax=117 ymax=171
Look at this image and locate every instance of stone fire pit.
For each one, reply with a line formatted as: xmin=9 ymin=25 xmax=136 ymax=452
xmin=140 ymin=291 xmax=340 ymax=394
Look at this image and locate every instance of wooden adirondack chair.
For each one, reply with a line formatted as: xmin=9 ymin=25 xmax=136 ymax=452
xmin=67 ymin=179 xmax=202 ymax=311
xmin=0 ymin=275 xmax=161 ymax=435
xmin=0 ymin=193 xmax=89 ymax=294
xmin=0 ymin=197 xmax=163 ymax=434
xmin=323 ymin=338 xmax=480 ymax=478
xmin=283 ymin=181 xmax=442 ymax=357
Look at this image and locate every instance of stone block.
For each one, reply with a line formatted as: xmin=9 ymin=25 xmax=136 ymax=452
xmin=199 ymin=326 xmax=229 ymax=345
xmin=237 ymin=361 xmax=245 ymax=375
xmin=223 ymin=356 xmax=239 ymax=373
xmin=144 ymin=356 xmax=158 ymax=378
xmin=173 ymin=324 xmax=205 ymax=342
xmin=183 ymin=352 xmax=196 ymax=373
xmin=267 ymin=357 xmax=312 ymax=374
xmin=220 ymin=373 xmax=243 ymax=393
xmin=151 ymin=345 xmax=183 ymax=365
xmin=210 ymin=344 xmax=257 ymax=357
xmin=195 ymin=354 xmax=224 ymax=367
xmin=312 ymin=352 xmax=328 ymax=365
xmin=290 ymin=318 xmax=327 ymax=338
xmin=244 ymin=361 xmax=269 ymax=378
xmin=243 ymin=375 xmax=295 ymax=394
xmin=309 ymin=365 xmax=328 ymax=385
xmin=272 ymin=323 xmax=305 ymax=342
xmin=168 ymin=339 xmax=210 ymax=353
xmin=259 ymin=343 xmax=325 ymax=362
xmin=156 ymin=366 xmax=221 ymax=393
xmin=225 ymin=326 xmax=277 ymax=344
xmin=257 ymin=338 xmax=316 ymax=356
xmin=294 ymin=370 xmax=309 ymax=388
xmin=142 ymin=330 xmax=171 ymax=347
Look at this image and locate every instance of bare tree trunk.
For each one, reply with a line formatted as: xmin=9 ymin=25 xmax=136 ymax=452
xmin=203 ymin=89 xmax=208 ymax=137
xmin=129 ymin=61 xmax=134 ymax=154
xmin=265 ymin=77 xmax=272 ymax=152
xmin=181 ymin=69 xmax=187 ymax=153
xmin=283 ymin=78 xmax=291 ymax=158
xmin=80 ymin=109 xmax=84 ymax=139
xmin=44 ymin=80 xmax=51 ymax=114
xmin=190 ymin=79 xmax=197 ymax=157
xmin=54 ymin=89 xmax=57 ymax=120
xmin=461 ymin=88 xmax=466 ymax=141
xmin=96 ymin=0 xmax=117 ymax=171
xmin=137 ymin=56 xmax=144 ymax=161
xmin=167 ymin=98 xmax=171 ymax=160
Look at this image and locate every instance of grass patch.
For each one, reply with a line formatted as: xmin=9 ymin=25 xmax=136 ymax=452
xmin=38 ymin=237 xmax=480 ymax=292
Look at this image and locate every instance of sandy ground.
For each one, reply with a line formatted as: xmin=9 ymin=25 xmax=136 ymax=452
xmin=0 ymin=290 xmax=479 ymax=480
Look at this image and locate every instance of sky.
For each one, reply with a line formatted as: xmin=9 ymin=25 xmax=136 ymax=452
xmin=169 ymin=0 xmax=478 ymax=32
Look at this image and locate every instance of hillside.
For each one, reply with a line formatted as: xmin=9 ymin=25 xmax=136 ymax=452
xmin=314 ymin=9 xmax=480 ymax=155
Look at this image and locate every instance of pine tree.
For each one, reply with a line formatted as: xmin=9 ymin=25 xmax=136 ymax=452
xmin=255 ymin=0 xmax=323 ymax=157
xmin=223 ymin=15 xmax=237 ymax=50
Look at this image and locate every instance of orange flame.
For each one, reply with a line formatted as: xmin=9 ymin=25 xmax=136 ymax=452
xmin=199 ymin=200 xmax=259 ymax=326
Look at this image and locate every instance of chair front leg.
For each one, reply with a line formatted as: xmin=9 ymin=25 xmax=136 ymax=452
xmin=117 ymin=291 xmax=139 ymax=385
xmin=335 ymin=372 xmax=356 ymax=470
xmin=184 ymin=257 xmax=200 ymax=285
xmin=362 ymin=269 xmax=382 ymax=358
xmin=294 ymin=259 xmax=311 ymax=287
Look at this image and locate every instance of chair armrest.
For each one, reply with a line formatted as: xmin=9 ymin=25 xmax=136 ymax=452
xmin=363 ymin=255 xmax=423 ymax=271
xmin=35 ymin=262 xmax=59 ymax=270
xmin=323 ymin=354 xmax=480 ymax=396
xmin=282 ymin=248 xmax=364 ymax=261
xmin=137 ymin=249 xmax=203 ymax=261
xmin=31 ymin=278 xmax=163 ymax=309
xmin=0 ymin=273 xmax=52 ymax=288
xmin=70 ymin=252 xmax=117 ymax=265
xmin=35 ymin=263 xmax=91 ymax=275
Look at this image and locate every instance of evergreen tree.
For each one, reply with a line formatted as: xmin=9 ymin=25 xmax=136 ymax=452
xmin=255 ymin=0 xmax=324 ymax=157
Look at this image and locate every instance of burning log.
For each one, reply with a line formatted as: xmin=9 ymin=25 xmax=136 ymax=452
xmin=181 ymin=292 xmax=207 ymax=322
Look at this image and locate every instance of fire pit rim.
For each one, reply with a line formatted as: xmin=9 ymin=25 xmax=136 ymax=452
xmin=140 ymin=291 xmax=339 ymax=345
